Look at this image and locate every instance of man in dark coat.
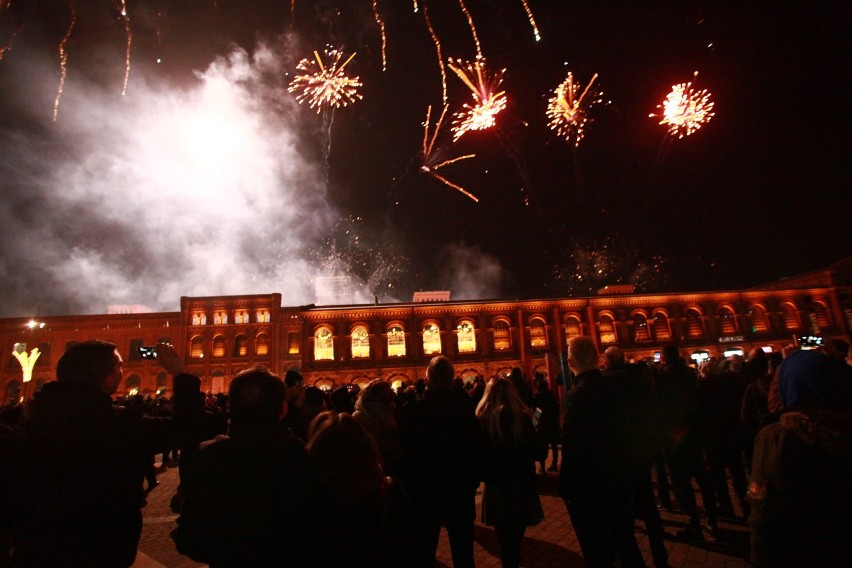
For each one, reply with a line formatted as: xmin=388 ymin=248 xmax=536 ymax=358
xmin=8 ymin=340 xmax=201 ymax=567
xmin=172 ymin=367 xmax=311 ymax=567
xmin=398 ymin=356 xmax=481 ymax=568
xmin=560 ymin=337 xmax=644 ymax=567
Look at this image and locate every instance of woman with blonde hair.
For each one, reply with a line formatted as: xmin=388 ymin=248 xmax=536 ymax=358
xmin=475 ymin=377 xmax=544 ymax=568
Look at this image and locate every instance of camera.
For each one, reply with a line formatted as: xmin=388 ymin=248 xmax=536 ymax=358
xmin=797 ymin=335 xmax=824 ymax=350
xmin=137 ymin=346 xmax=158 ymax=359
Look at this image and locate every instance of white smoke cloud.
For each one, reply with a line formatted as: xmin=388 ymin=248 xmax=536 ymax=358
xmin=437 ymin=243 xmax=505 ymax=300
xmin=0 ymin=39 xmax=341 ymax=315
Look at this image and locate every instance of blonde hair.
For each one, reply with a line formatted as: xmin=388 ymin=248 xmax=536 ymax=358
xmin=475 ymin=377 xmax=529 ymax=445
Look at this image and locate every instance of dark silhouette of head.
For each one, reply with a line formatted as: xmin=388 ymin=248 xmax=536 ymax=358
xmin=228 ymin=366 xmax=285 ymax=426
xmin=56 ymin=340 xmax=120 ymax=392
xmin=426 ymin=356 xmax=454 ymax=391
xmin=662 ymin=344 xmax=681 ymax=365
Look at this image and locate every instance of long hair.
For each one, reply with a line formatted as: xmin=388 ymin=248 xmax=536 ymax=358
xmin=475 ymin=377 xmax=529 ymax=446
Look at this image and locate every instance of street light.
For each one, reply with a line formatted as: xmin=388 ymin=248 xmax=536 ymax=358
xmin=12 ymin=343 xmax=41 ymax=402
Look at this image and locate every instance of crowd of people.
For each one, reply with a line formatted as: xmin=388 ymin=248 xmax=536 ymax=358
xmin=0 ymin=335 xmax=850 ymax=567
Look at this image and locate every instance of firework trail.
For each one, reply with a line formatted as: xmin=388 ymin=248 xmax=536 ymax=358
xmin=448 ymin=56 xmax=507 ymax=140
xmin=420 ymin=105 xmax=478 ymax=202
xmin=113 ymin=0 xmax=132 ymax=95
xmin=422 ymin=4 xmax=447 ymax=103
xmin=0 ymin=20 xmax=24 ymax=62
xmin=288 ymin=48 xmax=363 ymax=113
xmin=518 ymin=0 xmax=541 ymax=41
xmin=456 ymin=0 xmax=482 ymax=56
xmin=53 ymin=0 xmax=77 ymax=122
xmin=547 ymin=72 xmax=602 ymax=147
xmin=372 ymin=0 xmax=387 ymax=71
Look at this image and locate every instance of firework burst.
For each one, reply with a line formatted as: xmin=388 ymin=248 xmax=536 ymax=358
xmin=448 ymin=56 xmax=507 ymax=141
xmin=547 ymin=72 xmax=603 ymax=147
xmin=651 ymin=72 xmax=715 ymax=138
xmin=288 ymin=48 xmax=363 ymax=113
xmin=419 ymin=105 xmax=478 ymax=202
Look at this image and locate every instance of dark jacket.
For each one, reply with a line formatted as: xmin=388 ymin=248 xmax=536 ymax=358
xmin=173 ymin=421 xmax=311 ymax=567
xmin=9 ymin=377 xmax=200 ymax=567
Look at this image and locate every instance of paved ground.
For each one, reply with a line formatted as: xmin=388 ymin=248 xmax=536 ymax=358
xmin=135 ymin=460 xmax=751 ymax=568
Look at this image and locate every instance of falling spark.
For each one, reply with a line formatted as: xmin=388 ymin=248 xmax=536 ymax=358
xmin=113 ymin=0 xmax=132 ymax=95
xmin=412 ymin=0 xmax=419 ymax=12
xmin=53 ymin=0 xmax=77 ymax=122
xmin=457 ymin=0 xmax=482 ymax=57
xmin=371 ymin=0 xmax=387 ymax=71
xmin=547 ymin=72 xmax=603 ymax=147
xmin=288 ymin=48 xmax=363 ymax=113
xmin=518 ymin=0 xmax=541 ymax=41
xmin=650 ymin=72 xmax=715 ymax=138
xmin=422 ymin=4 xmax=447 ymax=103
xmin=448 ymin=56 xmax=507 ymax=140
xmin=419 ymin=105 xmax=478 ymax=202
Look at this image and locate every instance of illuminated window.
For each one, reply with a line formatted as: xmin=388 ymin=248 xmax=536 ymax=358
xmin=493 ymin=320 xmax=511 ymax=350
xmin=156 ymin=372 xmax=167 ymax=394
xmin=564 ymin=316 xmax=582 ymax=346
xmin=192 ymin=313 xmax=207 ymax=326
xmin=257 ymin=311 xmax=270 ymax=323
xmin=212 ymin=335 xmax=226 ymax=357
xmin=719 ymin=307 xmax=737 ymax=335
xmin=125 ymin=374 xmax=141 ymax=396
xmin=781 ymin=303 xmax=799 ymax=331
xmin=686 ymin=309 xmax=704 ymax=339
xmin=314 ymin=328 xmax=334 ymax=361
xmin=255 ymin=333 xmax=269 ymax=356
xmin=234 ymin=311 xmax=249 ymax=324
xmin=233 ymin=334 xmax=247 ymax=357
xmin=748 ymin=305 xmax=769 ymax=333
xmin=457 ymin=321 xmax=477 ymax=353
xmin=422 ymin=323 xmax=441 ymax=354
xmin=387 ymin=326 xmax=406 ymax=357
xmin=633 ymin=314 xmax=650 ymax=342
xmin=190 ymin=337 xmax=204 ymax=359
xmin=599 ymin=314 xmax=616 ymax=344
xmin=810 ymin=303 xmax=831 ymax=332
xmin=653 ymin=313 xmax=671 ymax=341
xmin=351 ymin=325 xmax=370 ymax=358
xmin=288 ymin=332 xmax=301 ymax=355
xmin=529 ymin=318 xmax=548 ymax=348
xmin=213 ymin=312 xmax=228 ymax=325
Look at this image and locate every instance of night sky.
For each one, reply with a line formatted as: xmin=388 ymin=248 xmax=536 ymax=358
xmin=0 ymin=1 xmax=848 ymax=317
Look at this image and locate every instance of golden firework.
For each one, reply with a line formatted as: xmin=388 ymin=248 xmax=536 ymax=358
xmin=651 ymin=72 xmax=715 ymax=138
xmin=419 ymin=105 xmax=478 ymax=202
xmin=288 ymin=48 xmax=363 ymax=113
xmin=547 ymin=72 xmax=602 ymax=147
xmin=448 ymin=56 xmax=507 ymax=141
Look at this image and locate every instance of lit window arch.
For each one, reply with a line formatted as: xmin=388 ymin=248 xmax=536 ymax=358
xmin=598 ymin=313 xmax=617 ymax=344
xmin=192 ymin=313 xmax=207 ymax=326
xmin=719 ymin=306 xmax=737 ymax=335
xmin=314 ymin=327 xmax=334 ymax=361
xmin=748 ymin=304 xmax=769 ymax=334
xmin=233 ymin=334 xmax=248 ymax=357
xmin=809 ymin=302 xmax=831 ymax=332
xmin=457 ymin=320 xmax=477 ymax=353
xmin=255 ymin=333 xmax=269 ymax=356
xmin=652 ymin=311 xmax=671 ymax=341
xmin=422 ymin=322 xmax=442 ymax=355
xmin=212 ymin=335 xmax=226 ymax=357
xmin=314 ymin=379 xmax=335 ymax=391
xmin=564 ymin=314 xmax=583 ymax=347
xmin=529 ymin=317 xmax=548 ymax=348
xmin=351 ymin=325 xmax=370 ymax=358
xmin=685 ymin=308 xmax=705 ymax=339
xmin=256 ymin=310 xmax=271 ymax=323
xmin=632 ymin=312 xmax=651 ymax=342
xmin=493 ymin=318 xmax=512 ymax=351
xmin=190 ymin=336 xmax=204 ymax=359
xmin=387 ymin=324 xmax=406 ymax=357
xmin=781 ymin=302 xmax=800 ymax=331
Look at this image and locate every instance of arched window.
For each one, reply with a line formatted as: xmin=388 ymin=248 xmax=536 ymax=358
xmin=255 ymin=333 xmax=269 ymax=356
xmin=125 ymin=374 xmax=141 ymax=396
xmin=493 ymin=319 xmax=511 ymax=351
xmin=653 ymin=312 xmax=671 ymax=341
xmin=719 ymin=307 xmax=737 ymax=335
xmin=257 ymin=310 xmax=270 ymax=323
xmin=457 ymin=321 xmax=477 ymax=353
xmin=781 ymin=303 xmax=799 ymax=331
xmin=529 ymin=317 xmax=548 ymax=348
xmin=233 ymin=334 xmax=248 ymax=357
xmin=213 ymin=312 xmax=228 ymax=325
xmin=422 ymin=323 xmax=441 ymax=355
xmin=190 ymin=336 xmax=204 ymax=359
xmin=686 ymin=308 xmax=705 ymax=339
xmin=234 ymin=311 xmax=249 ymax=324
xmin=599 ymin=314 xmax=616 ymax=344
xmin=387 ymin=325 xmax=406 ymax=357
xmin=748 ymin=305 xmax=769 ymax=334
xmin=809 ymin=302 xmax=831 ymax=332
xmin=564 ymin=315 xmax=582 ymax=347
xmin=212 ymin=335 xmax=226 ymax=357
xmin=315 ymin=379 xmax=335 ymax=391
xmin=192 ymin=313 xmax=207 ymax=326
xmin=351 ymin=325 xmax=370 ymax=358
xmin=314 ymin=328 xmax=334 ymax=361
xmin=633 ymin=313 xmax=650 ymax=342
